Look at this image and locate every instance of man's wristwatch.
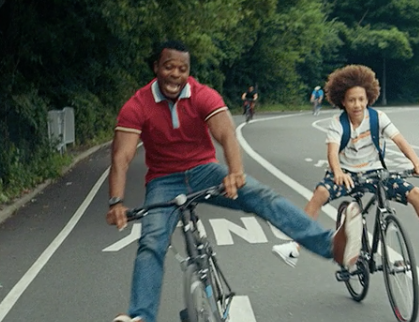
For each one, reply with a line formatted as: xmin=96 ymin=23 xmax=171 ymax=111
xmin=108 ymin=197 xmax=123 ymax=207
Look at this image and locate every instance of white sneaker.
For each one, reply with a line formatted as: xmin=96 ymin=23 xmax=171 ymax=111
xmin=113 ymin=314 xmax=143 ymax=322
xmin=272 ymin=242 xmax=300 ymax=268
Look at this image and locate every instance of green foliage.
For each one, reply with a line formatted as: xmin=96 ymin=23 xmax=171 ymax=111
xmin=1 ymin=0 xmax=419 ymax=202
xmin=0 ymin=140 xmax=72 ymax=201
xmin=67 ymin=90 xmax=111 ymax=144
xmin=326 ymin=0 xmax=419 ymax=103
xmin=349 ymin=26 xmax=413 ymax=59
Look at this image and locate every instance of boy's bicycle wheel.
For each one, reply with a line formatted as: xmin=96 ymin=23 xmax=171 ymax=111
xmin=245 ymin=111 xmax=252 ymax=122
xmin=381 ymin=213 xmax=418 ymax=322
xmin=336 ymin=201 xmax=370 ymax=302
xmin=184 ymin=264 xmax=222 ymax=322
xmin=244 ymin=104 xmax=253 ymax=123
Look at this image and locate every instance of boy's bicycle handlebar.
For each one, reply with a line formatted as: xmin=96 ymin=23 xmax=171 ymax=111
xmin=355 ymin=169 xmax=418 ymax=185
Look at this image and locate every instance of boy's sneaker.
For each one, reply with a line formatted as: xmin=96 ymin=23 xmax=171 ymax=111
xmin=112 ymin=314 xmax=143 ymax=322
xmin=272 ymin=241 xmax=300 ymax=268
xmin=333 ymin=201 xmax=363 ymax=267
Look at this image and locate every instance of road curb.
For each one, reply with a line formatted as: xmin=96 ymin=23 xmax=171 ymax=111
xmin=0 ymin=141 xmax=112 ymax=225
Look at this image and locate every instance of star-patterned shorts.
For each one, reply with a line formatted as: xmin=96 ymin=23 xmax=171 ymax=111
xmin=317 ymin=169 xmax=414 ymax=205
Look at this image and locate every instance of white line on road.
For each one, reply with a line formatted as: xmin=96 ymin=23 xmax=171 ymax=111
xmin=0 ymin=168 xmax=110 ymax=321
xmin=102 ymin=223 xmax=142 ymax=252
xmin=229 ymin=296 xmax=257 ymax=322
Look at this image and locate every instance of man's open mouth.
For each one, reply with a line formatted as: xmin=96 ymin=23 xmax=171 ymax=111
xmin=164 ymin=82 xmax=182 ymax=94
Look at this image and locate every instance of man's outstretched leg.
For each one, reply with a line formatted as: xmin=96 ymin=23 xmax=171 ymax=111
xmin=272 ymin=185 xmax=330 ymax=267
xmin=197 ymin=165 xmax=363 ymax=267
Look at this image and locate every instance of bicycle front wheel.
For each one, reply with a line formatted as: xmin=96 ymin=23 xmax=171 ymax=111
xmin=336 ymin=201 xmax=370 ymax=302
xmin=245 ymin=109 xmax=252 ymax=122
xmin=184 ymin=264 xmax=222 ymax=322
xmin=381 ymin=213 xmax=418 ymax=322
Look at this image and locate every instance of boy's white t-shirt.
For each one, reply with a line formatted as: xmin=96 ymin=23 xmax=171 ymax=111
xmin=326 ymin=108 xmax=400 ymax=172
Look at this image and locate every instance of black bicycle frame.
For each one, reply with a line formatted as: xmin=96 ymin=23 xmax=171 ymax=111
xmin=355 ymin=179 xmax=391 ymax=273
xmin=182 ymin=204 xmax=234 ymax=297
xmin=179 ymin=204 xmax=201 ymax=261
xmin=126 ymin=184 xmax=234 ymax=320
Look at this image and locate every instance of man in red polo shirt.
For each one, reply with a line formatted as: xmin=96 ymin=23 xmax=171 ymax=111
xmin=115 ymin=75 xmax=226 ymax=183
xmin=106 ymin=40 xmax=362 ymax=322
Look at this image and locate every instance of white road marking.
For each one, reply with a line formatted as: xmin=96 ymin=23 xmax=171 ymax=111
xmin=102 ymin=223 xmax=142 ymax=252
xmin=229 ymin=296 xmax=257 ymax=322
xmin=210 ymin=217 xmax=268 ymax=246
xmin=268 ymin=222 xmax=292 ymax=241
xmin=0 ymin=168 xmax=110 ymax=321
xmin=314 ymin=160 xmax=328 ymax=167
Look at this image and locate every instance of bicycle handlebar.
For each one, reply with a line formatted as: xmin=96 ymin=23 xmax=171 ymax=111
xmin=126 ymin=184 xmax=225 ymax=221
xmin=355 ymin=168 xmax=418 ymax=185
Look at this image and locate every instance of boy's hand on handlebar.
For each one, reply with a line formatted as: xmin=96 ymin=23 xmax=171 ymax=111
xmin=106 ymin=204 xmax=129 ymax=231
xmin=223 ymin=172 xmax=246 ymax=199
xmin=333 ymin=171 xmax=354 ymax=190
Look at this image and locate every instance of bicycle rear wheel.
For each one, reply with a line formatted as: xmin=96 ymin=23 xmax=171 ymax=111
xmin=336 ymin=201 xmax=370 ymax=301
xmin=184 ymin=264 xmax=222 ymax=322
xmin=245 ymin=109 xmax=252 ymax=122
xmin=381 ymin=213 xmax=418 ymax=322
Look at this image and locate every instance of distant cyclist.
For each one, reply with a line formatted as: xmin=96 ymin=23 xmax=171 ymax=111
xmin=310 ymin=85 xmax=324 ymax=116
xmin=241 ymin=85 xmax=258 ymax=116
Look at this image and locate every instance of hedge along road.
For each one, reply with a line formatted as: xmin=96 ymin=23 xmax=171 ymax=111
xmin=0 ymin=109 xmax=419 ymax=322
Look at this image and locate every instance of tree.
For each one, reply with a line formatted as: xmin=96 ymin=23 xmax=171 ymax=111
xmin=349 ymin=26 xmax=413 ymax=104
xmin=326 ymin=0 xmax=419 ymax=104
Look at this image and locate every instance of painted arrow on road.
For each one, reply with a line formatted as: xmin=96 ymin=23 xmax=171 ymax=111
xmin=102 ymin=223 xmax=141 ymax=252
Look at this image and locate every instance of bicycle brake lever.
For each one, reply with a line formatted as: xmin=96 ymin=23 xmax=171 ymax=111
xmin=404 ymin=169 xmax=416 ymax=177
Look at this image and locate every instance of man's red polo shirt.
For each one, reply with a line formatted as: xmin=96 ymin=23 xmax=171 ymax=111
xmin=116 ymin=76 xmax=228 ymax=183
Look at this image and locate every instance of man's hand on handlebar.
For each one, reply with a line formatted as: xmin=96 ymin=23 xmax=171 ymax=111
xmin=106 ymin=203 xmax=129 ymax=231
xmin=223 ymin=172 xmax=246 ymax=199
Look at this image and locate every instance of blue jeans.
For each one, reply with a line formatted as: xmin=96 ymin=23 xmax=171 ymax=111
xmin=128 ymin=162 xmax=334 ymax=322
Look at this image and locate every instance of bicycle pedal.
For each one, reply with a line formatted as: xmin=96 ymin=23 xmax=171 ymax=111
xmin=179 ymin=308 xmax=189 ymax=322
xmin=335 ymin=269 xmax=350 ymax=282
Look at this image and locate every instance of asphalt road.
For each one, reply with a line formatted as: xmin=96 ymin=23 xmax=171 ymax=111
xmin=1 ymin=107 xmax=419 ymax=322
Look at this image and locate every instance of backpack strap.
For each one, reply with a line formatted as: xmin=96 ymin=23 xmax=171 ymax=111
xmin=368 ymin=107 xmax=387 ymax=169
xmin=339 ymin=107 xmax=386 ymax=169
xmin=339 ymin=111 xmax=351 ymax=153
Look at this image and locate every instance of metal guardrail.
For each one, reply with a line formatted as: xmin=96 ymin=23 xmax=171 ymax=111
xmin=47 ymin=107 xmax=75 ymax=154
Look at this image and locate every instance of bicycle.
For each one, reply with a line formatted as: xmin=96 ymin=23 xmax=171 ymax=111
xmin=334 ymin=169 xmax=419 ymax=322
xmin=126 ymin=184 xmax=235 ymax=322
xmin=312 ymin=98 xmax=321 ymax=116
xmin=243 ymin=99 xmax=255 ymax=123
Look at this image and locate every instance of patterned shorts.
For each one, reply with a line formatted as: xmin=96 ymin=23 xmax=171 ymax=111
xmin=317 ymin=169 xmax=415 ymax=205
